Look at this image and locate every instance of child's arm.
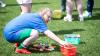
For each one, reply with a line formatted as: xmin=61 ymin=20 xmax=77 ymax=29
xmin=44 ymin=30 xmax=72 ymax=46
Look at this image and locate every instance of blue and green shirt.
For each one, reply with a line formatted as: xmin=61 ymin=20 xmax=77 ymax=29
xmin=3 ymin=13 xmax=48 ymax=42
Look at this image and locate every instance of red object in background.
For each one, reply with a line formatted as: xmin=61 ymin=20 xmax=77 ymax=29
xmin=60 ymin=45 xmax=76 ymax=56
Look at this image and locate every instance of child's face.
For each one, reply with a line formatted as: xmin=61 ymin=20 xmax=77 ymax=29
xmin=43 ymin=12 xmax=52 ymax=23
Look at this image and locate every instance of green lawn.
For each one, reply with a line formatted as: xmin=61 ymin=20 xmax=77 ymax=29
xmin=0 ymin=0 xmax=100 ymax=56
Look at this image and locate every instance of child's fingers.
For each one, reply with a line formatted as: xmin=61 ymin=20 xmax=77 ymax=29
xmin=64 ymin=43 xmax=73 ymax=47
xmin=60 ymin=41 xmax=72 ymax=47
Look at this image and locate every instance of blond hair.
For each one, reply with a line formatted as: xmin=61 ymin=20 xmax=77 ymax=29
xmin=38 ymin=7 xmax=52 ymax=16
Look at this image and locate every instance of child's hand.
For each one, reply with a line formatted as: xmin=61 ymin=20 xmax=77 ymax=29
xmin=60 ymin=41 xmax=73 ymax=47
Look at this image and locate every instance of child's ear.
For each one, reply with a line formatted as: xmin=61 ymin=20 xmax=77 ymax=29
xmin=42 ymin=15 xmax=49 ymax=24
xmin=42 ymin=15 xmax=46 ymax=19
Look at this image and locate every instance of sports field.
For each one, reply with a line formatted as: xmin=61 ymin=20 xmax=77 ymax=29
xmin=0 ymin=0 xmax=100 ymax=56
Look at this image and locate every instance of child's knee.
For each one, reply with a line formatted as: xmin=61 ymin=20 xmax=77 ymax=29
xmin=30 ymin=29 xmax=39 ymax=37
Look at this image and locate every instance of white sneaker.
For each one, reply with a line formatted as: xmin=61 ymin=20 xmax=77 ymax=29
xmin=63 ymin=16 xmax=72 ymax=22
xmin=83 ymin=11 xmax=92 ymax=18
xmin=1 ymin=3 xmax=6 ymax=7
xmin=79 ymin=16 xmax=84 ymax=22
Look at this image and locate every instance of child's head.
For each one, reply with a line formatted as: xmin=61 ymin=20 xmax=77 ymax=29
xmin=38 ymin=7 xmax=52 ymax=23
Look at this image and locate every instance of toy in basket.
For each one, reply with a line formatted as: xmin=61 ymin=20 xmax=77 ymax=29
xmin=64 ymin=34 xmax=80 ymax=45
xmin=60 ymin=45 xmax=76 ymax=56
xmin=28 ymin=43 xmax=55 ymax=52
xmin=52 ymin=10 xmax=62 ymax=19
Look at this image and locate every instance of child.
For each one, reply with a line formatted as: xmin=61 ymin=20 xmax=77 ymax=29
xmin=16 ymin=0 xmax=32 ymax=14
xmin=3 ymin=8 xmax=72 ymax=54
xmin=83 ymin=0 xmax=94 ymax=18
xmin=64 ymin=0 xmax=84 ymax=22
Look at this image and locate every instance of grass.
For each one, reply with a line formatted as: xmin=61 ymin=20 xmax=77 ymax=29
xmin=0 ymin=0 xmax=100 ymax=56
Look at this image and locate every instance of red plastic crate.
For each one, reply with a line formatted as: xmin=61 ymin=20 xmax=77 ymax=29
xmin=60 ymin=46 xmax=76 ymax=56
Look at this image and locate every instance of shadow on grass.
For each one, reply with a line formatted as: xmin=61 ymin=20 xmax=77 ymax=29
xmin=76 ymin=52 xmax=82 ymax=56
xmin=0 ymin=7 xmax=7 ymax=14
xmin=53 ymin=29 xmax=85 ymax=35
xmin=80 ymin=41 xmax=86 ymax=45
xmin=6 ymin=2 xmax=50 ymax=7
xmin=30 ymin=50 xmax=51 ymax=53
xmin=0 ymin=11 xmax=7 ymax=14
xmin=39 ymin=29 xmax=85 ymax=37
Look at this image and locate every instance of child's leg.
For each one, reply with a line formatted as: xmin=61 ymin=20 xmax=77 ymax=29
xmin=87 ymin=0 xmax=94 ymax=15
xmin=64 ymin=0 xmax=73 ymax=22
xmin=66 ymin=0 xmax=73 ymax=18
xmin=20 ymin=4 xmax=32 ymax=14
xmin=83 ymin=0 xmax=94 ymax=18
xmin=16 ymin=29 xmax=38 ymax=47
xmin=22 ymin=29 xmax=39 ymax=47
xmin=15 ymin=29 xmax=38 ymax=54
xmin=76 ymin=0 xmax=84 ymax=21
xmin=76 ymin=0 xmax=83 ymax=17
xmin=16 ymin=0 xmax=32 ymax=14
xmin=61 ymin=0 xmax=66 ymax=12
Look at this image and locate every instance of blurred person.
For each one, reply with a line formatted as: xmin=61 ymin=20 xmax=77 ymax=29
xmin=83 ymin=0 xmax=94 ymax=18
xmin=16 ymin=0 xmax=32 ymax=14
xmin=64 ymin=0 xmax=84 ymax=22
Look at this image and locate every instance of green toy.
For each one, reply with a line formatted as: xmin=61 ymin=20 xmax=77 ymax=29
xmin=64 ymin=34 xmax=80 ymax=45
